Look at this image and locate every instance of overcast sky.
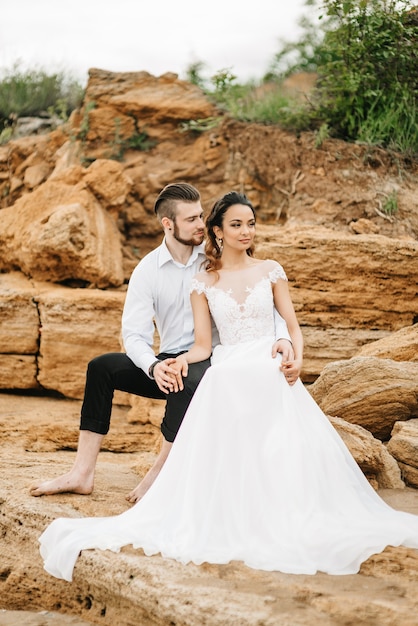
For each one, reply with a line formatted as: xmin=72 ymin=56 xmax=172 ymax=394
xmin=1 ymin=0 xmax=309 ymax=84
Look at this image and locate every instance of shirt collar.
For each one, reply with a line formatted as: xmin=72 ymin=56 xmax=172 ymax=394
xmin=159 ymin=239 xmax=205 ymax=268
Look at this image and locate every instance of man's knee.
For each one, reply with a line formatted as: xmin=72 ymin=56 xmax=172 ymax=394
xmin=87 ymin=353 xmax=123 ymax=377
xmin=184 ymin=359 xmax=211 ymax=391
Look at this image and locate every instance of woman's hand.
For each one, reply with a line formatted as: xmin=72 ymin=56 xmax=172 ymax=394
xmin=153 ymin=358 xmax=185 ymax=394
xmin=169 ymin=355 xmax=189 ymax=391
xmin=280 ymin=358 xmax=302 ymax=386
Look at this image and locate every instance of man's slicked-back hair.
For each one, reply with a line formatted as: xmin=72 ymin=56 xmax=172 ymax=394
xmin=154 ymin=182 xmax=201 ymax=221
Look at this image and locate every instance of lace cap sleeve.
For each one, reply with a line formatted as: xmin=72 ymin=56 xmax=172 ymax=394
xmin=269 ymin=262 xmax=287 ymax=283
xmin=190 ymin=277 xmax=206 ymax=295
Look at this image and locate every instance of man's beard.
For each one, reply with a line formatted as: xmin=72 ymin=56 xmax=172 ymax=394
xmin=173 ymin=223 xmax=204 ymax=247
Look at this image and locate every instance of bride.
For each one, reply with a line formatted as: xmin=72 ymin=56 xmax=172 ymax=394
xmin=39 ymin=191 xmax=418 ymax=582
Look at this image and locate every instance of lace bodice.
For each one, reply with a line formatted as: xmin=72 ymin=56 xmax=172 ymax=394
xmin=190 ymin=260 xmax=287 ymax=345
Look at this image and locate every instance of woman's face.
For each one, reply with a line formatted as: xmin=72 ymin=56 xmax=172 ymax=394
xmin=215 ymin=203 xmax=256 ymax=252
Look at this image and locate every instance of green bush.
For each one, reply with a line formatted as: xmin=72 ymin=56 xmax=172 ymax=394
xmin=315 ymin=0 xmax=418 ymax=152
xmin=236 ymin=0 xmax=417 ymax=154
xmin=0 ymin=62 xmax=84 ymax=130
xmin=200 ymin=68 xmax=314 ymax=132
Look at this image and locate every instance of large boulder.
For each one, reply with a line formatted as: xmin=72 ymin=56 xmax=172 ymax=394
xmin=329 ymin=415 xmax=404 ymax=489
xmin=71 ymin=69 xmax=220 ymax=159
xmin=309 ymin=357 xmax=418 ymax=440
xmin=0 ymin=272 xmax=40 ymax=390
xmin=0 ymin=178 xmax=124 ymax=287
xmin=0 ymin=272 xmax=127 ymax=399
xmin=37 ymin=285 xmax=126 ymax=398
xmin=356 ymin=323 xmax=418 ymax=362
xmin=387 ymin=419 xmax=418 ymax=488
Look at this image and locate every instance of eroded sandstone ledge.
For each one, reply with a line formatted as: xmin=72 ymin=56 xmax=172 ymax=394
xmin=2 ymin=393 xmax=418 ymax=626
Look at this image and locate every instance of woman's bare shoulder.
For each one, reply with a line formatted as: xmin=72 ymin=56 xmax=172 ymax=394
xmin=193 ymin=270 xmax=217 ymax=286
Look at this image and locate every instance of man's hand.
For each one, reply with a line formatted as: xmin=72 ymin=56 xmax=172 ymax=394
xmin=272 ymin=339 xmax=302 ymax=386
xmin=271 ymin=338 xmax=294 ymax=362
xmin=153 ymin=358 xmax=184 ymax=394
xmin=280 ymin=358 xmax=303 ymax=386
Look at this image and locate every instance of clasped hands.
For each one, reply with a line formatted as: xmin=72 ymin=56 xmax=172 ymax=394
xmin=153 ymin=338 xmax=301 ymax=393
xmin=152 ymin=357 xmax=187 ymax=394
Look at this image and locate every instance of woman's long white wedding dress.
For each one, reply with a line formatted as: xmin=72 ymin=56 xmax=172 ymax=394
xmin=39 ymin=260 xmax=418 ymax=582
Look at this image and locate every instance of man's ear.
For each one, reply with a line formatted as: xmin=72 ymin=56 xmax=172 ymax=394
xmin=161 ymin=216 xmax=173 ymax=230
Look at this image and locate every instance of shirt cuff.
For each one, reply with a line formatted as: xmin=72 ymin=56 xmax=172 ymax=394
xmin=148 ymin=360 xmax=161 ymax=379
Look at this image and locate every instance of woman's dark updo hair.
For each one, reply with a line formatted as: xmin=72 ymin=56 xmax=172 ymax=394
xmin=205 ymin=191 xmax=256 ymax=273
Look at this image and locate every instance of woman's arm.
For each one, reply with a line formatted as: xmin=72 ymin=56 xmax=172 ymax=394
xmin=172 ymin=290 xmax=213 ymax=387
xmin=273 ymin=279 xmax=304 ymax=385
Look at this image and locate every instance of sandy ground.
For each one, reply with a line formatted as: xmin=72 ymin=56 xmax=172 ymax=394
xmin=2 ymin=391 xmax=418 ymax=626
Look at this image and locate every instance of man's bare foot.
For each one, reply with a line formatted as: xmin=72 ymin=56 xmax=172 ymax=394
xmin=29 ymin=471 xmax=94 ymax=497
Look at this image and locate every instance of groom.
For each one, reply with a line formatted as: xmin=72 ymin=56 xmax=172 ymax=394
xmin=30 ymin=182 xmax=293 ymax=503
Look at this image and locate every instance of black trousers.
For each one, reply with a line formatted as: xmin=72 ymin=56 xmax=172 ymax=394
xmin=79 ymin=352 xmax=211 ymax=442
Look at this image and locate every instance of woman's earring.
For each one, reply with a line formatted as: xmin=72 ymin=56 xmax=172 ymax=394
xmin=217 ymin=238 xmax=223 ymax=254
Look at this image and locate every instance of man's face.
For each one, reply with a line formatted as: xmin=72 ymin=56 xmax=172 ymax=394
xmin=171 ymin=201 xmax=205 ymax=247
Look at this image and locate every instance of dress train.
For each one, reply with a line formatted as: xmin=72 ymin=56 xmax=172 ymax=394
xmin=40 ymin=338 xmax=418 ymax=582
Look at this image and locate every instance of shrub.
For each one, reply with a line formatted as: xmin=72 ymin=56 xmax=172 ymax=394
xmin=0 ymin=62 xmax=84 ymax=131
xmin=315 ymin=0 xmax=418 ymax=152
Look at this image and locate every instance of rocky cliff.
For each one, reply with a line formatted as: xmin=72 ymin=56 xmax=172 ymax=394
xmin=0 ymin=68 xmax=418 ymax=625
xmin=1 ymin=68 xmax=417 ymax=394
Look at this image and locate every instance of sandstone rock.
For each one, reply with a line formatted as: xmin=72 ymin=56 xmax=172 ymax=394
xmin=126 ymin=396 xmax=165 ymax=429
xmin=36 ymin=285 xmax=126 ymax=398
xmin=49 ymin=140 xmax=84 ymax=180
xmin=83 ymin=159 xmax=132 ymax=207
xmin=329 ymin=415 xmax=404 ymax=489
xmin=87 ymin=68 xmax=217 ymax=123
xmin=0 ymin=355 xmax=38 ymax=389
xmin=0 ymin=273 xmax=40 ymax=390
xmin=387 ymin=419 xmax=418 ymax=487
xmin=82 ymin=106 xmax=136 ymax=145
xmin=23 ymin=162 xmax=51 ymax=188
xmin=349 ymin=217 xmax=380 ymax=234
xmin=356 ymin=323 xmax=418 ymax=362
xmin=10 ymin=175 xmax=23 ymax=193
xmin=0 ymin=272 xmax=39 ymax=354
xmin=71 ymin=69 xmax=219 ymax=161
xmin=0 ymin=69 xmax=417 ymax=395
xmin=299 ymin=327 xmax=390 ymax=382
xmin=11 ymin=130 xmax=67 ymax=184
xmin=258 ymin=226 xmax=418 ymax=379
xmin=258 ymin=226 xmax=417 ymax=330
xmin=0 ymin=272 xmax=129 ymax=398
xmin=398 ymin=463 xmax=418 ymax=489
xmin=310 ymin=357 xmax=418 ymax=440
xmin=3 ymin=393 xmax=418 ymax=626
xmin=0 ymin=179 xmax=124 ymax=287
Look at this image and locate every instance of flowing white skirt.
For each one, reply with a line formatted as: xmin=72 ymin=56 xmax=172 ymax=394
xmin=39 ymin=338 xmax=418 ymax=581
